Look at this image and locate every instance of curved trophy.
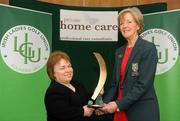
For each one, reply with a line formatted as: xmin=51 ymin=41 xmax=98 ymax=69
xmin=88 ymin=52 xmax=107 ymax=107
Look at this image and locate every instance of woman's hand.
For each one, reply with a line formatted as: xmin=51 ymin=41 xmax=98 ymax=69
xmin=95 ymin=101 xmax=119 ymax=115
xmin=83 ymin=105 xmax=94 ymax=117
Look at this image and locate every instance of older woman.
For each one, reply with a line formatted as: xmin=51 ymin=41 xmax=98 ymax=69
xmin=96 ymin=7 xmax=160 ymax=121
xmin=44 ymin=51 xmax=94 ymax=121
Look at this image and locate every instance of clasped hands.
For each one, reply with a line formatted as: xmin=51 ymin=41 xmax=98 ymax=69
xmin=83 ymin=101 xmax=119 ymax=117
xmin=84 ymin=89 xmax=119 ymax=117
xmin=95 ymin=101 xmax=119 ymax=115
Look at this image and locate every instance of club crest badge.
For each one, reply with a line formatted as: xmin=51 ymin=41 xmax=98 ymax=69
xmin=131 ymin=63 xmax=139 ymax=76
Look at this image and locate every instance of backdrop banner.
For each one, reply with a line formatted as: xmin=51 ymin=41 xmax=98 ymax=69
xmin=9 ymin=0 xmax=167 ymax=93
xmin=60 ymin=9 xmax=118 ymax=42
xmin=140 ymin=9 xmax=180 ymax=121
xmin=0 ymin=4 xmax=52 ymax=121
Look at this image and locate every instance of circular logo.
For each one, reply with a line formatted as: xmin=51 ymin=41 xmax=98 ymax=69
xmin=0 ymin=25 xmax=50 ymax=74
xmin=140 ymin=28 xmax=179 ymax=75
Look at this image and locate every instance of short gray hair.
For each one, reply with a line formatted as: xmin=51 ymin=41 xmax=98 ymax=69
xmin=118 ymin=7 xmax=144 ymax=34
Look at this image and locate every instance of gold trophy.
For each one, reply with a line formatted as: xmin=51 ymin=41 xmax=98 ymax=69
xmin=88 ymin=52 xmax=107 ymax=108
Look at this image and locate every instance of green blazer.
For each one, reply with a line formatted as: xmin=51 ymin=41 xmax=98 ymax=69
xmin=103 ymin=37 xmax=160 ymax=121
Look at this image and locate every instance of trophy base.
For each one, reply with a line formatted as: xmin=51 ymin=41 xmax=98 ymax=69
xmin=88 ymin=95 xmax=104 ymax=108
xmin=88 ymin=104 xmax=104 ymax=108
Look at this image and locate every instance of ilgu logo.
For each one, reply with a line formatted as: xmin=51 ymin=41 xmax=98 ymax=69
xmin=0 ymin=25 xmax=50 ymax=74
xmin=140 ymin=28 xmax=179 ymax=75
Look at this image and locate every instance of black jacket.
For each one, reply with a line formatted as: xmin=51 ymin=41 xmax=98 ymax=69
xmin=44 ymin=80 xmax=90 ymax=121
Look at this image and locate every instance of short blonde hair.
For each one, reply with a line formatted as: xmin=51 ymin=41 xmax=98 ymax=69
xmin=118 ymin=7 xmax=144 ymax=34
xmin=47 ymin=51 xmax=71 ymax=81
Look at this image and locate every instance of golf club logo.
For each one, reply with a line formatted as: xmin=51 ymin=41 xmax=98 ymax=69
xmin=140 ymin=28 xmax=179 ymax=75
xmin=0 ymin=25 xmax=50 ymax=74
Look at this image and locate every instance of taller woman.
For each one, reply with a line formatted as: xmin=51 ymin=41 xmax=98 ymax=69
xmin=96 ymin=7 xmax=160 ymax=121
